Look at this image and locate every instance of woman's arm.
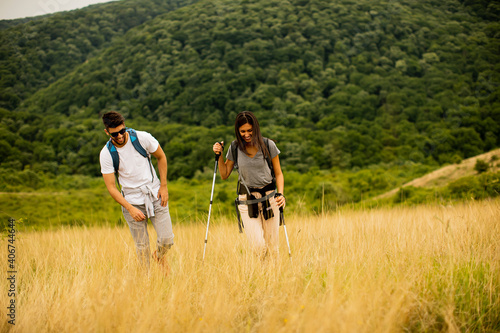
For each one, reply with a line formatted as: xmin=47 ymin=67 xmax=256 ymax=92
xmin=271 ymin=155 xmax=285 ymax=207
xmin=213 ymin=141 xmax=235 ymax=180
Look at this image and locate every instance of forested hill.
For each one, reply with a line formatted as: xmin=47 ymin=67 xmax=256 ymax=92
xmin=0 ymin=0 xmax=200 ymax=108
xmin=1 ymin=0 xmax=499 ymax=180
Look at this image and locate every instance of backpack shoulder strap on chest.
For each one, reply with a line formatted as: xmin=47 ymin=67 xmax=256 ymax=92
xmin=126 ymin=128 xmax=154 ymax=183
xmin=263 ymin=137 xmax=274 ymax=178
xmin=128 ymin=128 xmax=148 ymax=158
xmin=106 ymin=128 xmax=149 ymax=174
xmin=231 ymin=140 xmax=239 ymax=169
xmin=106 ymin=140 xmax=119 ymax=173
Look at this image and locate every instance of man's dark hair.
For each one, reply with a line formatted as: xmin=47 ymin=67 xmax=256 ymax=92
xmin=102 ymin=111 xmax=125 ymax=129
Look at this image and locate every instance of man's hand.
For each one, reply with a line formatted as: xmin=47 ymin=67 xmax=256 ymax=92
xmin=103 ymin=173 xmax=146 ymax=221
xmin=128 ymin=206 xmax=146 ymax=221
xmin=152 ymin=146 xmax=169 ymax=207
xmin=158 ymin=185 xmax=169 ymax=207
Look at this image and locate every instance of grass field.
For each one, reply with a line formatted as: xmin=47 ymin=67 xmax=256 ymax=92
xmin=1 ymin=198 xmax=499 ymax=332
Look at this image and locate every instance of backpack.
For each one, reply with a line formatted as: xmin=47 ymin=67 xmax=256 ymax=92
xmin=106 ymin=128 xmax=154 ymax=185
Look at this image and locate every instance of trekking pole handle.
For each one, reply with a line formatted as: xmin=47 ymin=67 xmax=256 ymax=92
xmin=275 ymin=192 xmax=284 ymax=213
xmin=215 ymin=141 xmax=224 ymax=160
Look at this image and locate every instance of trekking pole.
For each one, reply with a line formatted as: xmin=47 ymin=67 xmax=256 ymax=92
xmin=203 ymin=142 xmax=223 ymax=261
xmin=280 ymin=206 xmax=292 ymax=261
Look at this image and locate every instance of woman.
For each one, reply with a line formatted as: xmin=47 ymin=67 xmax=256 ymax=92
xmin=213 ymin=111 xmax=286 ymax=257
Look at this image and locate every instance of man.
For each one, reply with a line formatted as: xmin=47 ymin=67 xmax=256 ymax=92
xmin=99 ymin=111 xmax=174 ymax=272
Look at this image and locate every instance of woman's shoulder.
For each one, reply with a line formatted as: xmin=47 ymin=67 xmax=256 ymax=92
xmin=230 ymin=140 xmax=240 ymax=152
xmin=263 ymin=137 xmax=278 ymax=149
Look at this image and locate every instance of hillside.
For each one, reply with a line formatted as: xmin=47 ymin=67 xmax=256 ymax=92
xmin=0 ymin=0 xmax=200 ymax=109
xmin=1 ymin=0 xmax=499 ymax=181
xmin=375 ymin=148 xmax=500 ymax=200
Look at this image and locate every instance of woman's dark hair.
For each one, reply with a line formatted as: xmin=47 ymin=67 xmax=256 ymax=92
xmin=102 ymin=111 xmax=125 ymax=129
xmin=234 ymin=111 xmax=270 ymax=158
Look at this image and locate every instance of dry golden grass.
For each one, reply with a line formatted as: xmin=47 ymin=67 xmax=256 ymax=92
xmin=1 ymin=198 xmax=499 ymax=332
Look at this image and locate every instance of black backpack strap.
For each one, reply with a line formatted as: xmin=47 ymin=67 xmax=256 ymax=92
xmin=128 ymin=128 xmax=154 ymax=182
xmin=230 ymin=140 xmax=238 ymax=169
xmin=230 ymin=140 xmax=241 ymax=195
xmin=106 ymin=140 xmax=119 ymax=173
xmin=128 ymin=128 xmax=148 ymax=158
xmin=106 ymin=139 xmax=123 ymax=194
xmin=263 ymin=138 xmax=276 ymax=186
xmin=231 ymin=140 xmax=243 ymax=233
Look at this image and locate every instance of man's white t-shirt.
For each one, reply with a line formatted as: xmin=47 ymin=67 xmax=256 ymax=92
xmin=100 ymin=130 xmax=161 ymax=205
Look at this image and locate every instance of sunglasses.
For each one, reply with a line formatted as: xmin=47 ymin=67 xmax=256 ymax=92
xmin=109 ymin=128 xmax=126 ymax=137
